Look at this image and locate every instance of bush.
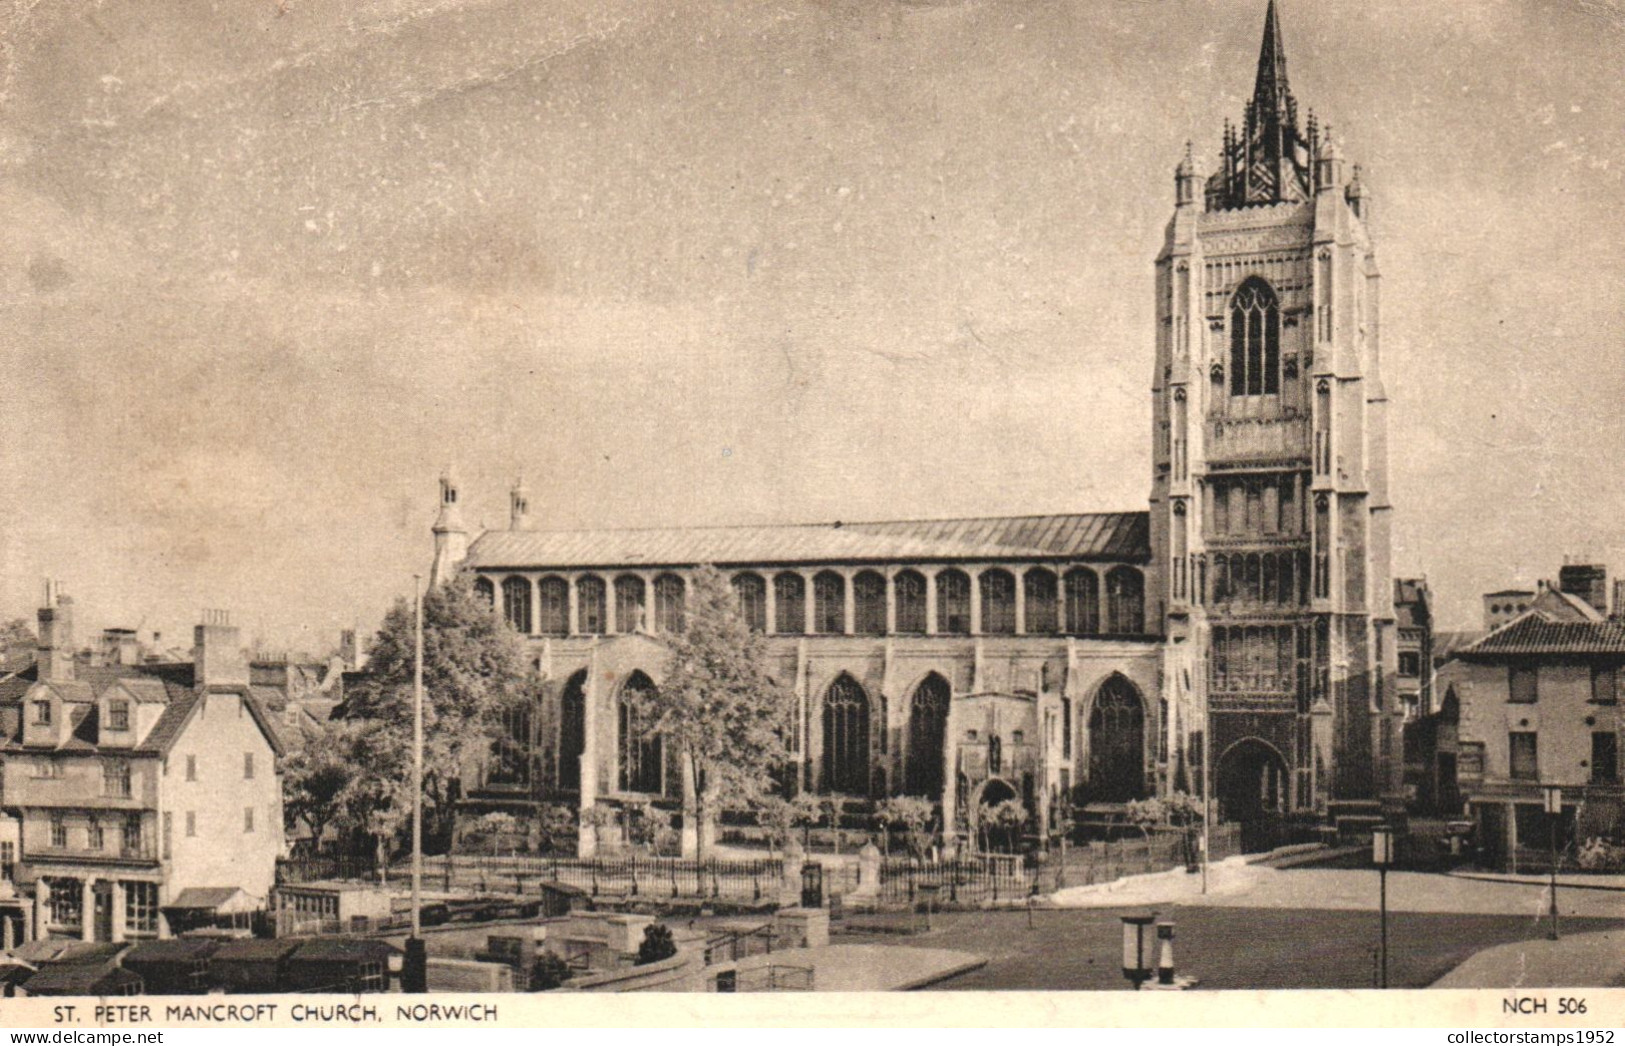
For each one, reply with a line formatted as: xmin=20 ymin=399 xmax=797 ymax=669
xmin=635 ymin=923 xmax=679 ymax=966
xmin=1577 ymin=836 xmax=1625 ymax=872
xmin=530 ymin=952 xmax=574 ymax=991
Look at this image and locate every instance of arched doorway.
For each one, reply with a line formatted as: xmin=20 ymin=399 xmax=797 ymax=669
xmin=905 ymin=674 xmax=949 ymax=798
xmin=1088 ymin=675 xmax=1146 ymax=802
xmin=1216 ymin=738 xmax=1290 ymax=852
xmin=975 ymin=778 xmax=1023 ymax=853
xmin=557 ymin=670 xmax=586 ymax=794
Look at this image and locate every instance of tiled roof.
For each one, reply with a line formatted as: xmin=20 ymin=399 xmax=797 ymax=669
xmin=20 ymin=964 xmax=143 ymax=996
xmin=166 ymin=887 xmax=251 ymax=910
xmin=466 ymin=512 xmax=1150 ymax=570
xmin=122 ymin=939 xmax=220 ymax=962
xmin=211 ymin=938 xmax=299 ymax=962
xmin=1461 ymin=612 xmax=1625 ymax=657
xmin=289 ymin=938 xmax=401 ymax=962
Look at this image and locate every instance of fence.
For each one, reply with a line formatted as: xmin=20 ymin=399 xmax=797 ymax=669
xmin=422 ymin=854 xmax=787 ymax=903
xmin=276 ymin=854 xmax=381 ymax=885
xmin=877 ymin=854 xmax=1032 ymax=907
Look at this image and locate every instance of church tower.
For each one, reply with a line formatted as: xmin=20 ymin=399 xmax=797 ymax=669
xmin=1150 ymin=2 xmax=1402 ymax=822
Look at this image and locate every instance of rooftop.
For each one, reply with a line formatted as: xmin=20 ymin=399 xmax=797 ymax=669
xmin=466 ymin=512 xmax=1150 ymax=571
xmin=1460 ymin=612 xmax=1625 ymax=658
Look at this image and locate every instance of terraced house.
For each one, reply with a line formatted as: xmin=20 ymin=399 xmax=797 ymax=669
xmin=431 ymin=2 xmax=1408 ymax=858
xmin=0 ymin=593 xmax=284 ymax=943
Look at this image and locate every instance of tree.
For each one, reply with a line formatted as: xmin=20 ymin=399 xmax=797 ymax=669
xmin=339 ymin=572 xmax=535 ymax=850
xmin=635 ymin=924 xmax=678 ymax=966
xmin=625 ymin=565 xmax=796 ymax=860
xmin=281 ymin=721 xmax=359 ymax=849
xmin=1 ymin=618 xmax=36 ymax=665
xmin=530 ymin=952 xmax=575 ymax=991
xmin=875 ymin=796 xmax=936 ymax=862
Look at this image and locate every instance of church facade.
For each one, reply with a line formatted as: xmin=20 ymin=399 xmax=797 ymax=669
xmin=429 ymin=1 xmax=1404 ymax=856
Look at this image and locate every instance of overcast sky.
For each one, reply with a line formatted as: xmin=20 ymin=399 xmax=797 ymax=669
xmin=1 ymin=0 xmax=1621 ymax=653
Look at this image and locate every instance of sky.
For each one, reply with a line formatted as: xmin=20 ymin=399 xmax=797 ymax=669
xmin=0 ymin=0 xmax=1621 ymax=653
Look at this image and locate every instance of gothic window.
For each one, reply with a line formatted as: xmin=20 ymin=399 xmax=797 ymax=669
xmin=618 ymin=671 xmax=663 ymax=794
xmin=576 ymin=575 xmax=606 ymax=634
xmin=821 ymin=675 xmax=870 ymax=795
xmin=1089 ymin=675 xmax=1147 ymax=801
xmin=558 ymin=670 xmax=586 ymax=793
xmin=654 ymin=573 xmax=685 ymax=633
xmin=905 ymin=675 xmax=949 ymax=797
xmin=1106 ymin=567 xmax=1145 ymax=635
xmin=502 ymin=576 xmax=533 ymax=633
xmin=1064 ymin=568 xmax=1100 ymax=635
xmin=936 ymin=569 xmax=971 ymax=635
xmin=488 ymin=701 xmax=533 ymax=788
xmin=813 ymin=571 xmax=846 ymax=634
xmin=988 ymin=734 xmax=1002 ymax=776
xmin=1023 ymin=568 xmax=1058 ymax=634
xmin=1229 ymin=278 xmax=1280 ymax=397
xmin=732 ymin=573 xmax=767 ymax=632
xmin=774 ymin=572 xmax=806 ymax=634
xmin=980 ymin=569 xmax=1016 ymax=634
xmin=894 ymin=570 xmax=927 ymax=634
xmin=854 ymin=570 xmax=887 ymax=635
xmin=474 ymin=576 xmax=496 ymax=610
xmin=614 ymin=575 xmax=646 ymax=634
xmin=537 ymin=576 xmax=569 ymax=636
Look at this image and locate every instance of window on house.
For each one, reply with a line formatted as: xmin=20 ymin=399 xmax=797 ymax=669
xmin=1592 ymin=732 xmax=1619 ymax=785
xmin=34 ymin=759 xmax=63 ymax=779
xmin=108 ymin=700 xmax=130 ymax=731
xmin=44 ymin=876 xmax=81 ymax=927
xmin=163 ymin=812 xmax=172 ymax=860
xmin=123 ymin=813 xmax=143 ymax=855
xmin=1509 ymin=666 xmax=1538 ymax=704
xmin=32 ymin=700 xmax=51 ymax=726
xmin=103 ymin=759 xmax=132 ymax=798
xmin=124 ymin=882 xmax=159 ymax=935
xmin=1592 ymin=665 xmax=1619 ymax=705
xmin=185 ymin=811 xmax=196 ymax=837
xmin=244 ymin=752 xmax=255 ymax=780
xmin=87 ymin=816 xmax=104 ymax=850
xmin=244 ymin=806 xmax=255 ymax=833
xmin=186 ymin=755 xmax=197 ymax=781
xmin=1398 ymin=651 xmax=1421 ymax=678
xmin=1509 ymin=732 xmax=1539 ymax=781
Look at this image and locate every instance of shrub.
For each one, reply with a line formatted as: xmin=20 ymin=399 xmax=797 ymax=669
xmin=530 ymin=952 xmax=574 ymax=991
xmin=635 ymin=923 xmax=679 ymax=966
xmin=1577 ymin=836 xmax=1625 ymax=872
xmin=875 ymin=796 xmax=936 ymax=861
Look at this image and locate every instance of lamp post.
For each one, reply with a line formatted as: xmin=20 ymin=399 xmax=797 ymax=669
xmin=402 ymin=574 xmax=428 ymax=993
xmin=1371 ymin=824 xmax=1394 ymax=990
xmin=1121 ymin=910 xmax=1156 ymax=990
xmin=1543 ymin=785 xmax=1562 ymax=942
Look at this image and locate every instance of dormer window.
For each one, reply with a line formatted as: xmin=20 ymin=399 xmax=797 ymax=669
xmin=32 ymin=700 xmax=51 ymax=726
xmin=108 ymin=700 xmax=130 ymax=732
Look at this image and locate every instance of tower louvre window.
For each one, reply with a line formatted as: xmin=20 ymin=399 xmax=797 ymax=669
xmin=1229 ymin=279 xmax=1280 ymax=397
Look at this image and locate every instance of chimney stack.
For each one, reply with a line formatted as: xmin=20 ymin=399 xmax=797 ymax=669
xmin=339 ymin=629 xmax=361 ymax=671
xmin=1558 ymin=562 xmax=1608 ymax=617
xmin=37 ymin=581 xmax=75 ymax=683
xmin=194 ymin=609 xmax=248 ymax=688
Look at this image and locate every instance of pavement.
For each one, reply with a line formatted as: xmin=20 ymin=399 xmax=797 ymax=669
xmin=731 ymin=943 xmax=985 ymax=991
xmin=1046 ymin=859 xmax=1625 ymax=989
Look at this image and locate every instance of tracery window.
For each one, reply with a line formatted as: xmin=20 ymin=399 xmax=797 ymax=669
xmin=853 ymin=570 xmax=887 ymax=635
xmin=614 ymin=575 xmax=646 ymax=634
xmin=537 ymin=576 xmax=569 ymax=636
xmin=894 ymin=570 xmax=927 ymax=634
xmin=936 ymin=569 xmax=971 ymax=635
xmin=501 ymin=576 xmax=532 ymax=633
xmin=732 ymin=573 xmax=767 ymax=632
xmin=576 ymin=575 xmax=606 ymax=634
xmin=980 ymin=569 xmax=1016 ymax=634
xmin=774 ymin=573 xmax=806 ymax=634
xmin=905 ymin=675 xmax=949 ymax=797
xmin=821 ymin=675 xmax=871 ymax=795
xmin=474 ymin=576 xmax=496 ymax=609
xmin=813 ymin=571 xmax=846 ymax=634
xmin=1105 ymin=567 xmax=1145 ymax=635
xmin=1229 ymin=278 xmax=1281 ymax=396
xmin=1024 ymin=568 xmax=1058 ymax=634
xmin=654 ymin=573 xmax=685 ymax=633
xmin=1064 ymin=568 xmax=1100 ymax=635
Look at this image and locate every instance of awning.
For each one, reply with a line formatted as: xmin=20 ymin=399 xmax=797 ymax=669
xmin=163 ymin=887 xmax=259 ymax=914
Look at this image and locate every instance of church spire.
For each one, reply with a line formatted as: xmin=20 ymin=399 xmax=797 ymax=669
xmin=1206 ymin=1 xmax=1312 ymax=211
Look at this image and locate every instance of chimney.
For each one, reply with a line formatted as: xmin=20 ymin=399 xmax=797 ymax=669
xmin=1558 ymin=562 xmax=1608 ymax=617
xmin=194 ymin=609 xmax=248 ymax=687
xmin=339 ymin=629 xmax=360 ymax=671
xmin=37 ymin=581 xmax=75 ymax=683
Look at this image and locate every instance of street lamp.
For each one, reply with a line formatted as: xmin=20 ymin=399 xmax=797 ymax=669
xmin=1121 ymin=910 xmax=1157 ymax=990
xmin=402 ymin=574 xmax=428 ymax=994
xmin=1371 ymin=823 xmax=1395 ymax=990
xmin=1543 ymin=785 xmax=1562 ymax=942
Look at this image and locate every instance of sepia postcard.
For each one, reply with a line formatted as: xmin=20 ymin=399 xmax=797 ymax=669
xmin=0 ymin=0 xmax=1621 ymax=1030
